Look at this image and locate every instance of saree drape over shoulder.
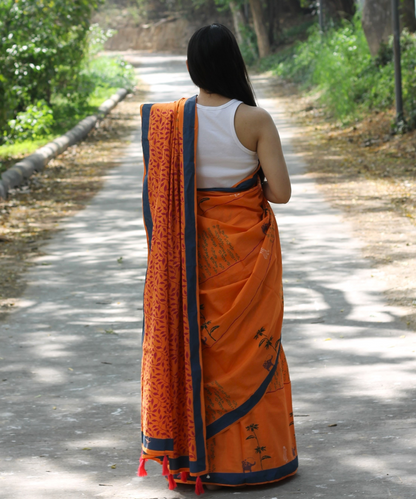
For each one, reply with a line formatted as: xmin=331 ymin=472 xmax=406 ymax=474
xmin=140 ymin=96 xmax=298 ymax=488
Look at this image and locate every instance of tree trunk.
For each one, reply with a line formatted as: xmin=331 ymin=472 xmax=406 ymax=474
xmin=267 ymin=0 xmax=275 ymax=46
xmin=401 ymin=0 xmax=416 ymax=32
xmin=229 ymin=0 xmax=246 ymax=44
xmin=362 ymin=0 xmax=393 ymax=56
xmin=249 ymin=0 xmax=271 ymax=58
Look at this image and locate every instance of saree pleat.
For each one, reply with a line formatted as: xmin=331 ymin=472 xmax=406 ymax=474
xmin=140 ymin=96 xmax=298 ymax=487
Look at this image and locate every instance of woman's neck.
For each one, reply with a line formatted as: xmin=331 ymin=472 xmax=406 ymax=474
xmin=197 ymin=89 xmax=231 ymax=107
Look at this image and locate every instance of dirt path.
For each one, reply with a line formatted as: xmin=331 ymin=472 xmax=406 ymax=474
xmin=0 ymin=53 xmax=415 ymax=499
xmin=260 ymin=77 xmax=416 ymax=331
xmin=0 ymin=90 xmax=143 ymax=317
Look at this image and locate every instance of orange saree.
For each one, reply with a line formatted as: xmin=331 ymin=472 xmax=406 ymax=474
xmin=140 ymin=96 xmax=298 ymax=490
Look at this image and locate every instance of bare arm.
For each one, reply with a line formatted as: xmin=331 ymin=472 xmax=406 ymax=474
xmin=235 ymin=105 xmax=291 ymax=204
xmin=256 ymin=110 xmax=291 ymax=204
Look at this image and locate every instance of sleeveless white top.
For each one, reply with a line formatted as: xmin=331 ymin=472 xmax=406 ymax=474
xmin=196 ymin=99 xmax=258 ymax=189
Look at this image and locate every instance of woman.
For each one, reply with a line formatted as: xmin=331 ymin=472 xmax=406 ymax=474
xmin=138 ymin=24 xmax=297 ymax=494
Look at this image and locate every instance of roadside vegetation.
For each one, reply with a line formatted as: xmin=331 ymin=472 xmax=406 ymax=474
xmin=259 ymin=15 xmax=416 ymax=128
xmin=252 ymin=9 xmax=415 ymax=328
xmin=0 ymin=0 xmax=136 ymax=173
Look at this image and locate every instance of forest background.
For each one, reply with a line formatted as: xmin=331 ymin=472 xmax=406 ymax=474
xmin=1 ymin=0 xmax=416 ymax=165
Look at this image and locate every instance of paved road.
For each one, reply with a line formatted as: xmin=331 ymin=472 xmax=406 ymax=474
xmin=1 ymin=53 xmax=415 ymax=499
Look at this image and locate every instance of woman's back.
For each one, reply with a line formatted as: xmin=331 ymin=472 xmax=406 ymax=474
xmin=196 ymin=93 xmax=291 ymax=204
xmin=196 ymin=99 xmax=258 ymax=189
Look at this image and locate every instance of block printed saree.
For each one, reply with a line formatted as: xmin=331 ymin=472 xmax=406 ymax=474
xmin=140 ymin=96 xmax=298 ymax=489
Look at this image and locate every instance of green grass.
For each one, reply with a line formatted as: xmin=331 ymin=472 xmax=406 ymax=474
xmin=0 ymin=82 xmax=129 ymax=174
xmin=0 ymin=138 xmax=56 ymax=160
xmin=0 ymin=86 xmax=117 ymax=164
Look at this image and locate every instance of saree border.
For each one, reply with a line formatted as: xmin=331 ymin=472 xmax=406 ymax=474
xmin=179 ymin=456 xmax=298 ymax=486
xmin=197 ymin=163 xmax=261 ymax=193
xmin=141 ymin=433 xmax=174 ymax=452
xmin=140 ymin=103 xmax=154 ymax=347
xmin=206 ymin=342 xmax=281 ymax=439
xmin=141 ymin=103 xmax=154 ymax=252
xmin=197 ymin=175 xmax=258 ymax=193
xmin=183 ymin=96 xmax=207 ymax=474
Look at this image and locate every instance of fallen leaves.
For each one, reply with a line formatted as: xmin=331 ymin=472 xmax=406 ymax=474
xmin=0 ymin=92 xmax=141 ymax=315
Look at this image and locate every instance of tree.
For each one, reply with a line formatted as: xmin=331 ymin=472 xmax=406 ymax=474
xmin=229 ymin=0 xmax=247 ymax=43
xmin=248 ymin=0 xmax=271 ymax=57
xmin=362 ymin=0 xmax=416 ymax=57
xmin=401 ymin=0 xmax=416 ymax=32
xmin=0 ymin=0 xmax=104 ymax=137
xmin=362 ymin=0 xmax=393 ymax=56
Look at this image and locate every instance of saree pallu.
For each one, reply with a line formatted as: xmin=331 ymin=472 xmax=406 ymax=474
xmin=140 ymin=96 xmax=298 ymax=488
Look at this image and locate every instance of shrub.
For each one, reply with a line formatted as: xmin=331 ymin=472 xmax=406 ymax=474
xmin=0 ymin=9 xmax=136 ymax=145
xmin=266 ymin=14 xmax=416 ymax=126
xmin=83 ymin=56 xmax=136 ymax=93
xmin=4 ymin=100 xmax=54 ymax=143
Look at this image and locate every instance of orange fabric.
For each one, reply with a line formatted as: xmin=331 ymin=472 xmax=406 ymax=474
xmin=140 ymin=96 xmax=297 ymax=486
xmin=140 ymin=98 xmax=207 ymax=475
xmin=197 ymin=181 xmax=297 ymax=482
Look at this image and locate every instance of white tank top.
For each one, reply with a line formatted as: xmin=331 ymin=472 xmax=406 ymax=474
xmin=196 ymin=99 xmax=258 ymax=189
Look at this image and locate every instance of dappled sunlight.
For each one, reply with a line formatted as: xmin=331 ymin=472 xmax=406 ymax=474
xmin=0 ymin=53 xmax=415 ymax=498
xmin=255 ymin=88 xmax=416 ymax=496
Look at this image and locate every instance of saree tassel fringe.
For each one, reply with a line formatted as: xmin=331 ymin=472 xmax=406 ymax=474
xmin=168 ymin=473 xmax=177 ymax=490
xmin=195 ymin=477 xmax=204 ymax=495
xmin=137 ymin=457 xmax=147 ymax=477
xmin=180 ymin=471 xmax=189 ymax=482
xmin=162 ymin=455 xmax=169 ymax=476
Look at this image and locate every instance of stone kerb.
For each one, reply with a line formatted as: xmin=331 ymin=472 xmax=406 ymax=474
xmin=0 ymin=88 xmax=129 ymax=200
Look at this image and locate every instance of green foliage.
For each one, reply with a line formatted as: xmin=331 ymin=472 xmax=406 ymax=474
xmin=400 ymin=31 xmax=416 ymax=129
xmin=0 ymin=2 xmax=136 ymax=146
xmin=280 ymin=19 xmax=316 ymax=43
xmin=88 ymin=23 xmax=117 ymax=56
xmin=263 ymin=15 xmax=416 ymax=126
xmin=5 ymin=101 xmax=54 ymax=143
xmin=239 ymin=24 xmax=259 ymax=66
xmin=84 ymin=56 xmax=136 ymax=93
xmin=0 ymin=1 xmax=104 ymax=126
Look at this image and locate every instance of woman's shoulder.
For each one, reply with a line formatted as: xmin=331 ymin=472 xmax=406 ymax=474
xmin=236 ymin=104 xmax=273 ymax=128
xmin=234 ymin=104 xmax=275 ymax=152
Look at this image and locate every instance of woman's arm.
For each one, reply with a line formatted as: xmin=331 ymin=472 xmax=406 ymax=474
xmin=235 ymin=105 xmax=291 ymax=204
xmin=255 ymin=109 xmax=291 ymax=204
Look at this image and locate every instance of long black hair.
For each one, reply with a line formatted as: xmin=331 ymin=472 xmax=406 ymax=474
xmin=187 ymin=24 xmax=257 ymax=107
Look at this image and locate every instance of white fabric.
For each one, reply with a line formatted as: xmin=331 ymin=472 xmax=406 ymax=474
xmin=196 ymin=99 xmax=258 ymax=189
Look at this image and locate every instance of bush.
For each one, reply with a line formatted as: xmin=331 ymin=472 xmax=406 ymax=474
xmin=0 ymin=4 xmax=136 ymax=146
xmin=83 ymin=56 xmax=136 ymax=93
xmin=5 ymin=101 xmax=54 ymax=143
xmin=265 ymin=14 xmax=416 ymax=126
xmin=0 ymin=1 xmax=105 ymax=131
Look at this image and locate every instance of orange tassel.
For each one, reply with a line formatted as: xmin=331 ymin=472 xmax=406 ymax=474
xmin=137 ymin=457 xmax=147 ymax=477
xmin=180 ymin=471 xmax=189 ymax=482
xmin=162 ymin=455 xmax=169 ymax=476
xmin=195 ymin=476 xmax=204 ymax=495
xmin=168 ymin=473 xmax=177 ymax=490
